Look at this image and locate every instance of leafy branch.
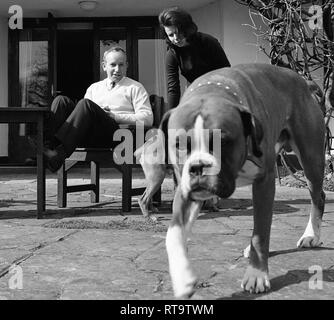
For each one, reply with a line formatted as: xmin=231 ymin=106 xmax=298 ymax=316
xmin=235 ymin=0 xmax=334 ymax=111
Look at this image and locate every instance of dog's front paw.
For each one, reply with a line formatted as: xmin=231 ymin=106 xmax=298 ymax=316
xmin=297 ymin=234 xmax=322 ymax=248
xmin=173 ymin=273 xmax=197 ymax=299
xmin=297 ymin=218 xmax=322 ymax=248
xmin=241 ymin=266 xmax=270 ymax=293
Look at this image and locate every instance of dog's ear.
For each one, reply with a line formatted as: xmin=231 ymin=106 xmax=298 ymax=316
xmin=240 ymin=111 xmax=263 ymax=158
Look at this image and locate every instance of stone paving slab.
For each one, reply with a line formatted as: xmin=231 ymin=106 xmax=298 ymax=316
xmin=0 ymin=172 xmax=334 ymax=300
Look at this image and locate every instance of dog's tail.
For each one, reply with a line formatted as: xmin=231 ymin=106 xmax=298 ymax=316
xmin=135 ymin=110 xmax=174 ymax=163
xmin=134 ymin=144 xmax=144 ymax=159
xmin=134 ymin=137 xmax=157 ymax=162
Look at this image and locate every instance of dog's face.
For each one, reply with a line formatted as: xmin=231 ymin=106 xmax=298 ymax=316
xmin=164 ymin=93 xmax=260 ymax=201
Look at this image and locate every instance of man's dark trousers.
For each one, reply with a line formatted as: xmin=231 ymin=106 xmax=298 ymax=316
xmin=49 ymin=95 xmax=120 ymax=156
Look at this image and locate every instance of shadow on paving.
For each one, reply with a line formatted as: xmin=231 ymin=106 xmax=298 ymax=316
xmin=218 ymin=267 xmax=334 ymax=300
xmin=198 ymin=198 xmax=334 ymax=219
xmin=0 ymin=199 xmax=174 ymax=220
xmin=0 ymin=204 xmax=122 ymax=221
xmin=2 ymin=196 xmax=334 ymax=220
xmin=269 ymin=246 xmax=334 ymax=257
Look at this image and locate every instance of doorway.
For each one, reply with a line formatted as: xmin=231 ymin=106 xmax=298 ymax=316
xmin=56 ymin=30 xmax=94 ymax=102
xmin=7 ymin=17 xmax=162 ymax=164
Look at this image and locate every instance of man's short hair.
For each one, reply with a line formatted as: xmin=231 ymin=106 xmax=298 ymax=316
xmin=103 ymin=46 xmax=127 ymax=62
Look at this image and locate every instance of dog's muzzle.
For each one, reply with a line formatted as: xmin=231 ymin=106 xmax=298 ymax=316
xmin=180 ymin=151 xmax=220 ymax=200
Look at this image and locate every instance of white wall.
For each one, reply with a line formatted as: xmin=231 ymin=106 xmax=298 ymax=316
xmin=0 ymin=18 xmax=8 ymax=157
xmin=191 ymin=0 xmax=270 ymax=66
xmin=190 ymin=1 xmax=222 ymax=44
xmin=222 ymin=0 xmax=270 ymax=65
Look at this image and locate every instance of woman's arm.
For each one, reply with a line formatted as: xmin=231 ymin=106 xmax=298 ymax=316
xmin=166 ymin=50 xmax=181 ymax=109
xmin=206 ymin=35 xmax=231 ymax=69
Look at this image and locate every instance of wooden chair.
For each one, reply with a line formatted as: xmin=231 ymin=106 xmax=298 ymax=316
xmin=57 ymin=95 xmax=165 ymax=212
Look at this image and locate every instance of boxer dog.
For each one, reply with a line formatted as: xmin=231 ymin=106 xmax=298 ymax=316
xmin=135 ymin=118 xmax=219 ymax=221
xmin=160 ymin=63 xmax=326 ymax=298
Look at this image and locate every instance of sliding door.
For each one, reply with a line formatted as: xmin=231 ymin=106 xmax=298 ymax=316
xmin=7 ymin=17 xmax=161 ymax=164
xmin=8 ymin=25 xmax=50 ymax=163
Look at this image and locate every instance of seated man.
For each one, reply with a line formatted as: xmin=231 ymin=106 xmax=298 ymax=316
xmin=44 ymin=46 xmax=153 ymax=172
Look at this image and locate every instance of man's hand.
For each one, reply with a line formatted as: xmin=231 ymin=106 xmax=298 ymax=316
xmin=103 ymin=106 xmax=115 ymax=119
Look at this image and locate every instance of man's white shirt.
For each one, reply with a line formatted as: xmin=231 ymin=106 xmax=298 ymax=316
xmin=84 ymin=77 xmax=153 ymax=126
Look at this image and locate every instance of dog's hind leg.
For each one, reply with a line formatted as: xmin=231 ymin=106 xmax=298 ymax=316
xmin=138 ymin=163 xmax=166 ymax=220
xmin=166 ymin=186 xmax=202 ymax=298
xmin=295 ymin=145 xmax=325 ymax=248
xmin=289 ymin=119 xmax=325 ymax=248
xmin=136 ymin=131 xmax=167 ymax=220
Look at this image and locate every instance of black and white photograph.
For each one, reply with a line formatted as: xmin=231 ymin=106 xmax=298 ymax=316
xmin=0 ymin=0 xmax=333 ymax=306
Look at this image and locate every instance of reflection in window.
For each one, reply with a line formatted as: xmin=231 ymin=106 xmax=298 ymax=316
xmin=19 ymin=41 xmax=48 ymax=108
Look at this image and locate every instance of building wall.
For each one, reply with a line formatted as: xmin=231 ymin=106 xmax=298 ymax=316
xmin=190 ymin=1 xmax=223 ymax=44
xmin=193 ymin=0 xmax=334 ymax=151
xmin=191 ymin=0 xmax=270 ymax=66
xmin=0 ymin=18 xmax=8 ymax=157
xmin=0 ymin=2 xmax=330 ymax=159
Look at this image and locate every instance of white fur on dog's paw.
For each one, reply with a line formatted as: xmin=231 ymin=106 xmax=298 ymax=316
xmin=297 ymin=218 xmax=322 ymax=248
xmin=297 ymin=235 xmax=322 ymax=248
xmin=241 ymin=266 xmax=270 ymax=293
xmin=243 ymin=244 xmax=251 ymax=258
xmin=173 ymin=273 xmax=197 ymax=299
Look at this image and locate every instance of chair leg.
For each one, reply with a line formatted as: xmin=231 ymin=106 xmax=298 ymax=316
xmin=57 ymin=163 xmax=67 ymax=208
xmin=122 ymin=165 xmax=132 ymax=212
xmin=90 ymin=161 xmax=100 ymax=203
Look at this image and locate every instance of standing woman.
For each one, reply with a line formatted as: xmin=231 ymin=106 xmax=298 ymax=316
xmin=159 ymin=7 xmax=231 ymax=109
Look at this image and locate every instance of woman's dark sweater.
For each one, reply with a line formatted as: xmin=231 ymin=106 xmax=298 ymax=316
xmin=165 ymin=32 xmax=231 ymax=109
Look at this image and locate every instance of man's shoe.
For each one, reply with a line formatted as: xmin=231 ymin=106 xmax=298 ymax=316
xmin=43 ymin=145 xmax=67 ymax=173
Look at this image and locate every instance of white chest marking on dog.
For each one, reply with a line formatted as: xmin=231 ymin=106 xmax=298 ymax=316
xmin=193 ymin=115 xmax=206 ymax=153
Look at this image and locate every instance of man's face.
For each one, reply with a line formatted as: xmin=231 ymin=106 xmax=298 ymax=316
xmin=102 ymin=50 xmax=127 ymax=83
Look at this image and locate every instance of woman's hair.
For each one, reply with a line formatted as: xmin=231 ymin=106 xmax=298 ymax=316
xmin=158 ymin=7 xmax=198 ymax=43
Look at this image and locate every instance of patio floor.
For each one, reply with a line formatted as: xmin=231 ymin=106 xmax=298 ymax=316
xmin=0 ymin=168 xmax=334 ymax=300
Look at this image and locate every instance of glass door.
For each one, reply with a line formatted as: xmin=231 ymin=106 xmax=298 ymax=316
xmin=56 ymin=22 xmax=94 ymax=102
xmin=137 ymin=26 xmax=167 ymax=126
xmin=7 ymin=17 xmax=161 ymax=163
xmin=8 ymin=26 xmax=50 ymax=163
xmin=18 ymin=30 xmax=49 ymax=109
